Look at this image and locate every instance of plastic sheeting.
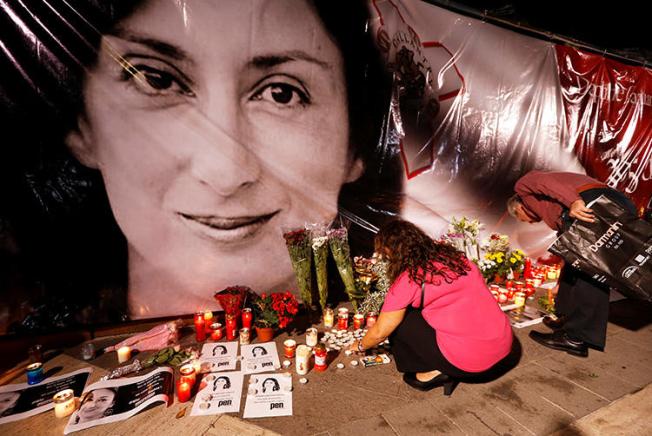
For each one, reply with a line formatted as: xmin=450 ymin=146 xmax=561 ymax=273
xmin=0 ymin=0 xmax=650 ymax=330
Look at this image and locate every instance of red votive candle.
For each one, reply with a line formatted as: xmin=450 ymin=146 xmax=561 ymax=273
xmin=179 ymin=364 xmax=196 ymax=387
xmin=365 ymin=312 xmax=377 ymax=328
xmin=353 ymin=313 xmax=364 ymax=330
xmin=337 ymin=313 xmax=349 ymax=330
xmin=194 ymin=312 xmax=206 ymax=342
xmin=241 ymin=308 xmax=253 ymax=329
xmin=177 ymin=380 xmax=191 ymax=403
xmin=225 ymin=314 xmax=237 ymax=341
xmin=283 ymin=339 xmax=297 ymax=358
xmin=314 ymin=343 xmax=328 ymax=372
xmin=209 ymin=322 xmax=223 ymax=341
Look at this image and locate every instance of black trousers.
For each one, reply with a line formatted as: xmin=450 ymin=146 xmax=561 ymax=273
xmin=555 ymin=187 xmax=637 ymax=349
xmin=390 ymin=309 xmax=520 ymax=380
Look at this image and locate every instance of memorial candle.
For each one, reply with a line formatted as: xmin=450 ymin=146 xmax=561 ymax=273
xmin=306 ymin=328 xmax=318 ymax=347
xmin=365 ymin=312 xmax=377 ymax=328
xmin=225 ymin=314 xmax=237 ymax=341
xmin=179 ymin=364 xmax=196 ymax=387
xmin=194 ymin=312 xmax=206 ymax=342
xmin=353 ymin=313 xmax=365 ymax=330
xmin=203 ymin=310 xmax=214 ymax=333
xmin=241 ymin=308 xmax=253 ymax=329
xmin=26 ymin=362 xmax=44 ymax=385
xmin=177 ymin=380 xmax=191 ymax=403
xmin=323 ymin=307 xmax=334 ymax=328
xmin=117 ymin=346 xmax=131 ymax=364
xmin=209 ymin=322 xmax=223 ymax=341
xmin=283 ymin=339 xmax=297 ymax=358
xmin=53 ymin=389 xmax=75 ymax=418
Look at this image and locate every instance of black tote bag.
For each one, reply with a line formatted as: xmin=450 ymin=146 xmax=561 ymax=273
xmin=549 ymin=195 xmax=652 ymax=301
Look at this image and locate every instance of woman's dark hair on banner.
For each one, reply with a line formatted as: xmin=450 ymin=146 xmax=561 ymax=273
xmin=0 ymin=0 xmax=403 ymax=330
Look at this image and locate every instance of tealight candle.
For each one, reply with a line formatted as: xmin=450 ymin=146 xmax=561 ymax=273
xmin=53 ymin=389 xmax=75 ymax=418
xmin=26 ymin=362 xmax=44 ymax=385
xmin=306 ymin=328 xmax=318 ymax=347
xmin=117 ymin=346 xmax=131 ymax=364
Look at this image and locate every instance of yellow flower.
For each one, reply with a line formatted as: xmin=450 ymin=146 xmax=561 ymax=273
xmin=497 ymin=258 xmax=503 ymax=263
xmin=510 ymin=257 xmax=516 ymax=264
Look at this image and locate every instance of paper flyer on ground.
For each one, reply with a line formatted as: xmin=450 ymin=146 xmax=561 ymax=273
xmin=63 ymin=367 xmax=173 ymax=434
xmin=240 ymin=342 xmax=281 ymax=374
xmin=243 ymin=373 xmax=292 ymax=418
xmin=199 ymin=342 xmax=239 ymax=372
xmin=0 ymin=368 xmax=92 ymax=425
xmin=190 ymin=371 xmax=244 ymax=416
xmin=506 ymin=305 xmax=546 ymax=328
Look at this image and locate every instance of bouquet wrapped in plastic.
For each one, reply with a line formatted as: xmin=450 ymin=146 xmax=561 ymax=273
xmin=310 ymin=225 xmax=329 ymax=311
xmin=104 ymin=320 xmax=182 ymax=353
xmin=283 ymin=228 xmax=313 ymax=306
xmin=328 ymin=227 xmax=363 ymax=309
xmin=213 ymin=286 xmax=251 ymax=317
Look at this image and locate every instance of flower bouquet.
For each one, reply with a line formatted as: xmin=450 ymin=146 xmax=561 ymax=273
xmin=328 ymin=227 xmax=364 ymax=309
xmin=283 ymin=228 xmax=313 ymax=307
xmin=448 ymin=216 xmax=483 ymax=260
xmin=213 ymin=285 xmax=251 ymax=317
xmin=252 ymin=292 xmax=299 ymax=330
xmin=310 ymin=225 xmax=329 ymax=311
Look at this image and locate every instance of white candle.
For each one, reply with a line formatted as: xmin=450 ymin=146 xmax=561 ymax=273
xmin=117 ymin=346 xmax=131 ymax=363
xmin=53 ymin=389 xmax=75 ymax=418
xmin=295 ymin=345 xmax=311 ymax=375
xmin=306 ymin=328 xmax=318 ymax=347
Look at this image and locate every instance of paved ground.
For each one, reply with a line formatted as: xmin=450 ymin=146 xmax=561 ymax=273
xmin=3 ymin=299 xmax=651 ymax=435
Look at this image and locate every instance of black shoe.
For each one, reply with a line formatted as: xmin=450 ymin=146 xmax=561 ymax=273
xmin=529 ymin=330 xmax=588 ymax=357
xmin=542 ymin=315 xmax=567 ymax=330
xmin=403 ymin=372 xmax=459 ymax=395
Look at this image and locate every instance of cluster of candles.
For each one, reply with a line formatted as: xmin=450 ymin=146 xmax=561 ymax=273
xmin=193 ymin=308 xmax=253 ymax=345
xmin=490 ymin=281 xmax=535 ymax=304
xmin=279 ymin=306 xmax=375 ymax=376
xmin=24 ymin=349 xmax=77 ymax=419
xmin=322 ymin=307 xmax=376 ymax=331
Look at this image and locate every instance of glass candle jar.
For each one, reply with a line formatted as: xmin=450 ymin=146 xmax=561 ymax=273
xmin=53 ymin=389 xmax=75 ymax=418
xmin=323 ymin=307 xmax=334 ymax=328
xmin=26 ymin=362 xmax=44 ymax=385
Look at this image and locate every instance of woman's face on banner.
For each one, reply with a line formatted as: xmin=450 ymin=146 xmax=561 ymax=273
xmin=68 ymin=0 xmax=362 ymax=316
xmin=78 ymin=389 xmax=116 ymax=422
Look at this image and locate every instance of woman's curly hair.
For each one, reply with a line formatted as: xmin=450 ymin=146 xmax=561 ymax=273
xmin=375 ymin=219 xmax=471 ymax=285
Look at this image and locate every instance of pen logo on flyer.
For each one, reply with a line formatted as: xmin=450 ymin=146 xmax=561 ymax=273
xmin=217 ymin=400 xmax=232 ymax=408
xmin=270 ymin=403 xmax=284 ymax=410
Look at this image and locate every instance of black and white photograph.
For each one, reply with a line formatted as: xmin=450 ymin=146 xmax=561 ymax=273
xmin=63 ymin=367 xmax=173 ymax=434
xmin=0 ymin=368 xmax=91 ymax=425
xmin=190 ymin=371 xmax=244 ymax=416
xmin=243 ymin=373 xmax=292 ymax=419
xmin=199 ymin=342 xmax=238 ymax=372
xmin=241 ymin=343 xmax=280 ymax=374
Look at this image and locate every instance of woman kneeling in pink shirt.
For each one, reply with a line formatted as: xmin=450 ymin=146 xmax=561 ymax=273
xmin=348 ymin=219 xmax=517 ymax=395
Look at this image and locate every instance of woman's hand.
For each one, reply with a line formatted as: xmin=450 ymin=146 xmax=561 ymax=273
xmin=569 ymin=199 xmax=595 ymax=223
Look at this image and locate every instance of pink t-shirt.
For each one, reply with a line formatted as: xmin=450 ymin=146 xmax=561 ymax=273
xmin=381 ymin=260 xmax=513 ymax=372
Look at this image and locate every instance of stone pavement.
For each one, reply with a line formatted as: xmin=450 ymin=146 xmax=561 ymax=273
xmin=245 ymin=298 xmax=652 ymax=436
xmin=2 ymin=299 xmax=651 ymax=436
